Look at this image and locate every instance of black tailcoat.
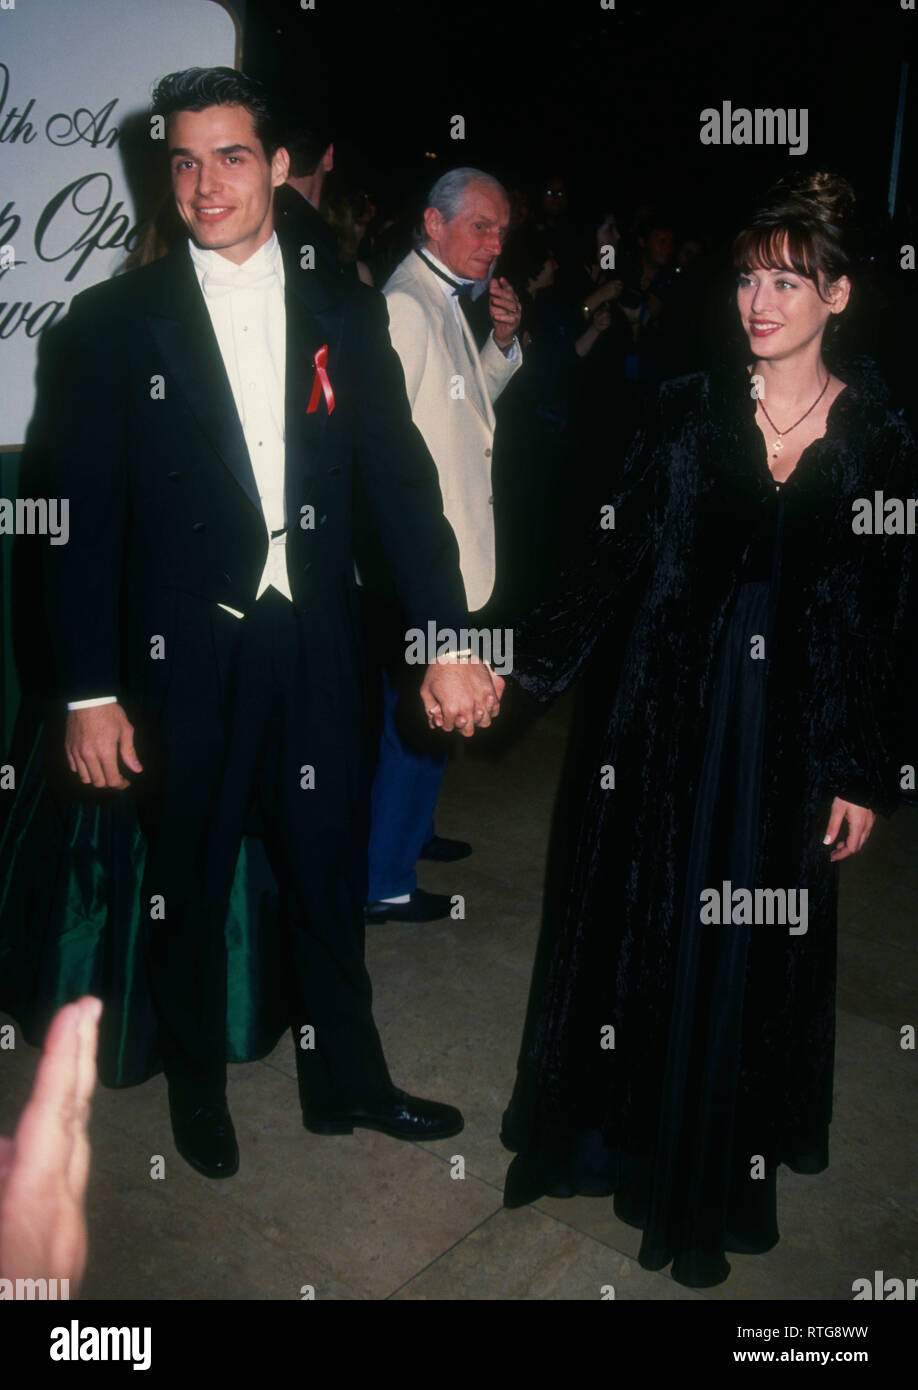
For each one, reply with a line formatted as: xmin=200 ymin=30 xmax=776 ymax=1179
xmin=32 ymin=239 xmax=464 ymax=709
xmin=274 ymin=183 xmax=340 ymax=277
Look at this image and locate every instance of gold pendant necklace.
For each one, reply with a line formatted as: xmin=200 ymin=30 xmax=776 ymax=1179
xmin=759 ymin=374 xmax=830 ymax=458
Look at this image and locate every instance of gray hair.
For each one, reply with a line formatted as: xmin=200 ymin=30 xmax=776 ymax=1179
xmin=414 ymin=167 xmax=508 ymax=247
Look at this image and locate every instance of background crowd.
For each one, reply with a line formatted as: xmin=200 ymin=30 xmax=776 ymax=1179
xmin=293 ymin=156 xmax=911 ymax=623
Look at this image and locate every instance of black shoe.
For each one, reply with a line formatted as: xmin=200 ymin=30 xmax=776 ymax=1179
xmin=420 ymin=835 xmax=472 ymax=862
xmin=168 ymin=1091 xmax=239 ymax=1178
xmin=364 ymin=888 xmax=453 ymax=924
xmin=303 ymin=1088 xmax=464 ymax=1141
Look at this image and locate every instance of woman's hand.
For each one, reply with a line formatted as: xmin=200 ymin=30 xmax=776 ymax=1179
xmin=594 ymin=279 xmax=623 ymax=305
xmin=823 ymin=797 xmax=876 ymax=862
xmin=581 ymin=280 xmax=622 ymax=316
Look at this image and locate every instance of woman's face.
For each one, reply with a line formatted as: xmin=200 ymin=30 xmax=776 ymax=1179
xmin=598 ymin=212 xmax=620 ymax=250
xmin=737 ymin=259 xmax=850 ymax=360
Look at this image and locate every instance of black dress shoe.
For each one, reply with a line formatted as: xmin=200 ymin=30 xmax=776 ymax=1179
xmin=303 ymin=1088 xmax=464 ymax=1141
xmin=168 ymin=1092 xmax=239 ymax=1179
xmin=364 ymin=888 xmax=453 ymax=924
xmin=420 ymin=835 xmax=472 ymax=862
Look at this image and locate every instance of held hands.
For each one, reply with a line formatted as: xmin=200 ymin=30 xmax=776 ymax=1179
xmin=488 ymin=276 xmax=521 ymax=348
xmin=65 ymin=704 xmax=143 ymax=790
xmin=421 ymin=660 xmax=504 ymax=737
xmin=823 ymin=797 xmax=876 ymax=862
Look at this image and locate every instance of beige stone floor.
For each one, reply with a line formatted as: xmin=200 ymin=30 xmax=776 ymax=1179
xmin=1 ymin=695 xmax=915 ymax=1301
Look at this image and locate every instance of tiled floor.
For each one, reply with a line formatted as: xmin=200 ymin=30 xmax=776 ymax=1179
xmin=1 ymin=695 xmax=915 ymax=1300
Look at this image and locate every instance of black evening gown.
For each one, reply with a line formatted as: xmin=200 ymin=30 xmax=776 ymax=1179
xmin=503 ymin=484 xmax=793 ymax=1288
xmin=499 ymin=359 xmax=914 ymax=1289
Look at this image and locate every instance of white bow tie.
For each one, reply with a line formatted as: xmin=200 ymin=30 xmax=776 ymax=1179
xmin=200 ymin=262 xmax=281 ymax=298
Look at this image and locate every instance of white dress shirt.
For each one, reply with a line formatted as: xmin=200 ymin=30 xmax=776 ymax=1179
xmin=189 ymin=231 xmax=290 ymax=602
xmin=67 ymin=233 xmax=290 ymax=710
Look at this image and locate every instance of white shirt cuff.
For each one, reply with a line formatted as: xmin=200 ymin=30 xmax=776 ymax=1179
xmin=67 ymin=696 xmax=118 ymax=710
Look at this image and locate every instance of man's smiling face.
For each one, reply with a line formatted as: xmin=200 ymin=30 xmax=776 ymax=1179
xmin=168 ymin=103 xmax=289 ymax=264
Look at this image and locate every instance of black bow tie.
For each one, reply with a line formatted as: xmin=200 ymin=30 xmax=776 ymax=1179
xmin=415 ymin=249 xmax=477 ymax=296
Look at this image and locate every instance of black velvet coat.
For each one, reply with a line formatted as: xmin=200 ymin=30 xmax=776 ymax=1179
xmin=502 ymin=357 xmax=915 ymax=1239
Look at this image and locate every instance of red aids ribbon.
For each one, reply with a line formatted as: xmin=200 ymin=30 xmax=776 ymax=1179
xmin=307 ymin=343 xmax=335 ymax=415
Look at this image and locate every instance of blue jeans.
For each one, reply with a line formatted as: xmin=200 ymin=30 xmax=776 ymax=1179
xmin=367 ymin=667 xmax=448 ymax=900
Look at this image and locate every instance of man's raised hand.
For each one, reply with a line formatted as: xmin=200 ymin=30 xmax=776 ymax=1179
xmin=65 ymin=705 xmax=143 ymax=790
xmin=420 ymin=660 xmax=501 ymax=737
xmin=488 ymin=276 xmax=522 ymax=348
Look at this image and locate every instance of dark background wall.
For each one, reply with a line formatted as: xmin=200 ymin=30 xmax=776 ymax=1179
xmin=241 ymin=0 xmax=916 ymax=244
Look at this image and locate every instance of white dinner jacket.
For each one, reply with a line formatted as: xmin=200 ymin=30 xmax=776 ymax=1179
xmin=382 ymin=249 xmax=521 ymax=612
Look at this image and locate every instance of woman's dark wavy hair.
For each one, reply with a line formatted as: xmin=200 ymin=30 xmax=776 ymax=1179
xmin=151 ymin=67 xmax=282 ymax=160
xmin=730 ymin=172 xmax=863 ymax=356
xmin=732 ymin=171 xmax=858 ymax=302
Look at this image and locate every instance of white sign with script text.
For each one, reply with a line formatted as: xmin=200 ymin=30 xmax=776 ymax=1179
xmin=0 ymin=0 xmax=237 ymax=445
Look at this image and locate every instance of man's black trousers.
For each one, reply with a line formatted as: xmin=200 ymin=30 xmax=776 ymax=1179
xmin=133 ymin=585 xmax=393 ymax=1111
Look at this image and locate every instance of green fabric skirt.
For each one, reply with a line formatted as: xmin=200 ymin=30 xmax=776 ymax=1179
xmin=0 ymin=723 xmax=289 ymax=1086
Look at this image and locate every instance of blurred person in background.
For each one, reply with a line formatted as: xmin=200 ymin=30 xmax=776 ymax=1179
xmin=362 ymin=167 xmax=521 ymax=926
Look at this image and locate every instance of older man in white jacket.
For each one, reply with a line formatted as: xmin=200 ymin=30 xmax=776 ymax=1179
xmin=365 ymin=168 xmax=522 ymax=923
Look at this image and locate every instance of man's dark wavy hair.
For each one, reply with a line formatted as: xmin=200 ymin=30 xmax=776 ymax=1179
xmin=151 ymin=67 xmax=283 ymax=160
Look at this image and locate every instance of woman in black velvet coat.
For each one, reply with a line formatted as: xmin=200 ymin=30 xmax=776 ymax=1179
xmin=497 ymin=173 xmax=915 ymax=1287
